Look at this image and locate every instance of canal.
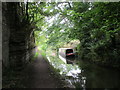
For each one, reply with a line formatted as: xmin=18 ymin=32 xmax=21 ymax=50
xmin=46 ymin=51 xmax=120 ymax=89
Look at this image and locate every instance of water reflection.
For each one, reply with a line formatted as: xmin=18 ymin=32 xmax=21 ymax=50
xmin=47 ymin=53 xmax=120 ymax=88
xmin=59 ymin=55 xmax=75 ymax=64
xmin=58 ymin=55 xmax=120 ymax=88
xmin=76 ymin=59 xmax=120 ymax=88
xmin=58 ymin=55 xmax=86 ymax=89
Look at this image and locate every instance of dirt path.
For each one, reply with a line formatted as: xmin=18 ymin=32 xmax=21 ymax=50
xmin=23 ymin=48 xmax=63 ymax=88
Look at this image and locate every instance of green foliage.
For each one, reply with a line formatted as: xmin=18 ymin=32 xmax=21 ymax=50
xmin=32 ymin=2 xmax=120 ymax=68
xmin=46 ymin=49 xmax=81 ymax=79
xmin=34 ymin=31 xmax=47 ymax=51
xmin=72 ymin=2 xmax=120 ymax=67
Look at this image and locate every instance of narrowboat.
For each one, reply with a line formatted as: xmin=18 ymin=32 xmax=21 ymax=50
xmin=59 ymin=48 xmax=75 ymax=58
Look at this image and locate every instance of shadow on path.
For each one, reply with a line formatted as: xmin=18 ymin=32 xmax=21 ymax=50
xmin=23 ymin=48 xmax=63 ymax=88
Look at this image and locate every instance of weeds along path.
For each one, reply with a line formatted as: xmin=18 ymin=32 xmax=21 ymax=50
xmin=23 ymin=47 xmax=62 ymax=88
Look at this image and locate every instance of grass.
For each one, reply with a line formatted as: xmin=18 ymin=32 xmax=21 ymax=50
xmin=44 ymin=49 xmax=82 ymax=88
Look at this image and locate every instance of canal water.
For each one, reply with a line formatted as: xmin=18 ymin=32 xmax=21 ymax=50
xmin=46 ymin=53 xmax=120 ymax=89
xmin=75 ymin=58 xmax=120 ymax=88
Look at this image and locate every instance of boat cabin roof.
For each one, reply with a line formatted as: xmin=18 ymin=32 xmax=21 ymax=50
xmin=59 ymin=48 xmax=73 ymax=50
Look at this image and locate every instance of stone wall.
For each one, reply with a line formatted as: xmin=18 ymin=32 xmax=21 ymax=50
xmin=2 ymin=2 xmax=10 ymax=68
xmin=0 ymin=1 xmax=2 ymax=89
xmin=2 ymin=2 xmax=35 ymax=70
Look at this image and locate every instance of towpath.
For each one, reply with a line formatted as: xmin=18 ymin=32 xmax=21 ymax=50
xmin=23 ymin=47 xmax=63 ymax=88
